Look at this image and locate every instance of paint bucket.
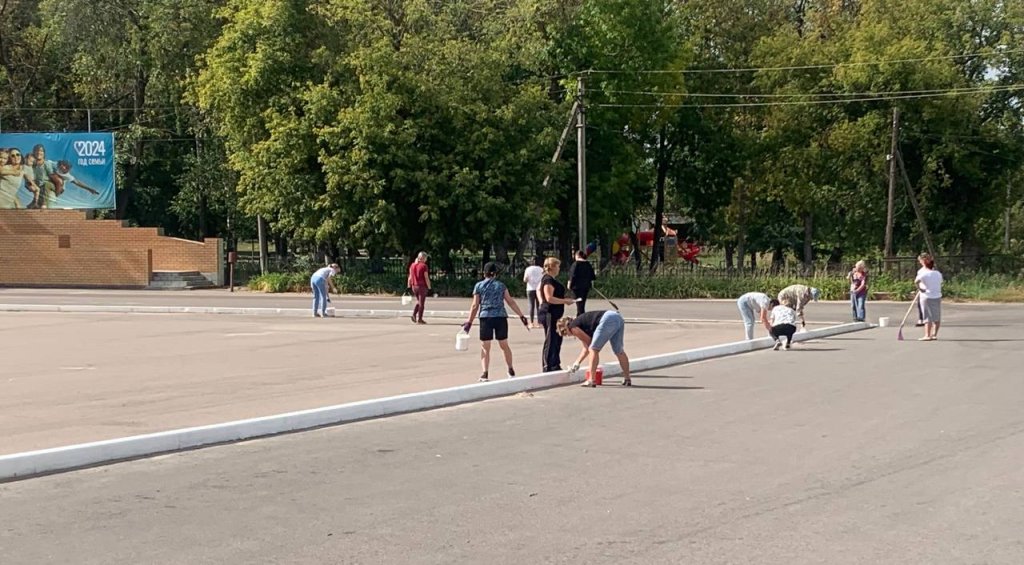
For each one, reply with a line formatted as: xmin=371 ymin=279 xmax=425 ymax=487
xmin=401 ymin=294 xmax=412 ymax=306
xmin=586 ymin=366 xmax=604 ymax=386
xmin=455 ymin=330 xmax=470 ymax=352
xmin=325 ymin=306 xmax=336 ymax=317
xmin=878 ymin=316 xmax=890 ymax=327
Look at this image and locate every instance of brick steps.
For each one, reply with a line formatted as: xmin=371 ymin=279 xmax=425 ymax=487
xmin=148 ymin=271 xmax=216 ymax=290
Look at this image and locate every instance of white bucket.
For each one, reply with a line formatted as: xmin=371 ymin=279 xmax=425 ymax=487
xmin=325 ymin=306 xmax=336 ymax=317
xmin=878 ymin=316 xmax=890 ymax=327
xmin=455 ymin=331 xmax=470 ymax=352
xmin=401 ymin=294 xmax=412 ymax=306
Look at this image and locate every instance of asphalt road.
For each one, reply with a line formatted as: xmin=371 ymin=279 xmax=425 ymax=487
xmin=2 ymin=305 xmax=1021 ymax=564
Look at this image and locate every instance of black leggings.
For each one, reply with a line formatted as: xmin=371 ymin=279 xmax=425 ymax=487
xmin=539 ymin=308 xmax=564 ymax=371
xmin=528 ymin=291 xmax=539 ymax=322
xmin=572 ymin=287 xmax=589 ymax=315
xmin=770 ymin=323 xmax=796 ymax=344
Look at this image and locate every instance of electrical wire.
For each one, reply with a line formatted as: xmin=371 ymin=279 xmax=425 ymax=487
xmin=583 ymin=47 xmax=1024 ymax=75
xmin=593 ymin=85 xmax=1024 ymax=108
xmin=592 ymin=84 xmax=1024 ymax=99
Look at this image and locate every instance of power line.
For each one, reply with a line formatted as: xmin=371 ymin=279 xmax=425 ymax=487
xmin=593 ymin=85 xmax=1024 ymax=108
xmin=584 ymin=47 xmax=1024 ymax=75
xmin=592 ymin=84 xmax=1024 ymax=99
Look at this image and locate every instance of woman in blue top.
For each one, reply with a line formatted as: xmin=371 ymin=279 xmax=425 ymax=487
xmin=462 ymin=262 xmax=530 ymax=382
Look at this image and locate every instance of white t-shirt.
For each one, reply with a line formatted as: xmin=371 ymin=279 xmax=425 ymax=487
xmin=915 ymin=267 xmax=943 ymax=299
xmin=739 ymin=292 xmax=771 ymax=312
xmin=312 ymin=266 xmax=336 ymax=281
xmin=523 ymin=265 xmax=544 ymax=291
xmin=770 ymin=305 xmax=798 ymax=326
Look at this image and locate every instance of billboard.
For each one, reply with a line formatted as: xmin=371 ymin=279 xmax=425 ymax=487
xmin=0 ymin=132 xmax=115 ymax=210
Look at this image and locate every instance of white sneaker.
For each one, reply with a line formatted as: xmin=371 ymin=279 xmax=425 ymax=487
xmin=772 ymin=341 xmax=781 ymax=351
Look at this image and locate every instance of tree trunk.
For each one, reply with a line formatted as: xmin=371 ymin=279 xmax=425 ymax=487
xmin=494 ymin=242 xmax=510 ymax=268
xmin=648 ymin=126 xmax=671 ymax=274
xmin=725 ymin=244 xmax=735 ymax=270
xmin=802 ymin=213 xmax=814 ymax=274
xmin=256 ymin=216 xmax=270 ymax=274
xmin=116 ymin=63 xmax=149 ymax=220
xmin=771 ymin=247 xmax=785 ymax=273
xmin=749 ymin=251 xmax=757 ymax=271
xmin=629 ymin=230 xmax=643 ymax=274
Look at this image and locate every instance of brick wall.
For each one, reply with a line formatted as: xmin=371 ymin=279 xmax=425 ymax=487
xmin=0 ymin=210 xmax=222 ymax=288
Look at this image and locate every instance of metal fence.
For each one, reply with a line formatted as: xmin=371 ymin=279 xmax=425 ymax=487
xmin=228 ymin=249 xmax=1024 ymax=285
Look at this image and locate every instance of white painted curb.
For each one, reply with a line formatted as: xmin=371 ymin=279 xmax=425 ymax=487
xmin=0 ymin=322 xmax=871 ymax=481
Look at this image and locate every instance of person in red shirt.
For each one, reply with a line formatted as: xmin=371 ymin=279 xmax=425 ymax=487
xmin=407 ymin=252 xmax=432 ymax=324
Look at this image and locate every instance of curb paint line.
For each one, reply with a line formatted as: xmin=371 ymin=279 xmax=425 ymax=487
xmin=0 ymin=322 xmax=871 ymax=481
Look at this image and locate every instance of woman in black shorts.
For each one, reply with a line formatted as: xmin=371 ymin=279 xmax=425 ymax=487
xmin=462 ymin=262 xmax=529 ymax=382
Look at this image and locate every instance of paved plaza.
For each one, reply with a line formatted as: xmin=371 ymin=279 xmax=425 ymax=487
xmin=1 ymin=295 xmax=1022 ymax=563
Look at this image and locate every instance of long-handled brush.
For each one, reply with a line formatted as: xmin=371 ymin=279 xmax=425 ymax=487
xmin=896 ymin=292 xmax=920 ymax=341
xmin=590 ymin=286 xmax=619 ymax=311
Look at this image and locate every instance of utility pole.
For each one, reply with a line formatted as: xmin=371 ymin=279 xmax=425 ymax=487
xmin=884 ymin=107 xmax=900 ymax=260
xmin=542 ymin=101 xmax=579 ymax=190
xmin=576 ymin=75 xmax=588 ymax=253
xmin=895 ymin=150 xmax=936 ymax=257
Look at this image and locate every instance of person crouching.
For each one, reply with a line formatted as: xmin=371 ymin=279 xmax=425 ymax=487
xmin=767 ymin=298 xmax=798 ymax=350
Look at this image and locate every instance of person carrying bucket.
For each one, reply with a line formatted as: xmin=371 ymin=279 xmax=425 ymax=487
xmin=557 ymin=310 xmax=632 ymax=387
xmin=407 ymin=251 xmax=432 ymax=324
xmin=462 ymin=262 xmax=530 ymax=382
xmin=310 ymin=263 xmax=341 ymax=318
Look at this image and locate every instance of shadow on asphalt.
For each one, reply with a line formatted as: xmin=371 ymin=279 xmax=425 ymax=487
xmin=941 ymin=339 xmax=1024 ymax=342
xmin=616 ymin=385 xmax=705 ymax=391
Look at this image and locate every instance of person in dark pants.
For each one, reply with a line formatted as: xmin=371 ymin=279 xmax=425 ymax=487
xmin=767 ymin=298 xmax=798 ymax=350
xmin=407 ymin=251 xmax=432 ymax=324
xmin=567 ymin=250 xmax=596 ymax=315
xmin=537 ymin=257 xmax=576 ymax=372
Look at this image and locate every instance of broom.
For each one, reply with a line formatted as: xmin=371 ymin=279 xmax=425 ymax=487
xmin=896 ymin=292 xmax=920 ymax=341
xmin=590 ymin=286 xmax=620 ymax=311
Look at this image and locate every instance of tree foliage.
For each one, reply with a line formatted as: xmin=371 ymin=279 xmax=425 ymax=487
xmin=2 ymin=0 xmax=1021 ymax=266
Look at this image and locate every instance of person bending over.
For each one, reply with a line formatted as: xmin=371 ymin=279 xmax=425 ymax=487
xmin=558 ymin=310 xmax=631 ymax=388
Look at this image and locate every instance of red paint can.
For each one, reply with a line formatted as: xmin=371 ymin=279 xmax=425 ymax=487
xmin=586 ymin=367 xmax=604 ymax=386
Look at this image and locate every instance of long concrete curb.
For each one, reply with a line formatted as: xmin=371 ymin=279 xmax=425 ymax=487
xmin=0 ymin=322 xmax=871 ymax=481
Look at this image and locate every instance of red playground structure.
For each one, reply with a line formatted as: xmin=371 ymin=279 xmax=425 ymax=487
xmin=610 ymin=228 xmax=702 ymax=266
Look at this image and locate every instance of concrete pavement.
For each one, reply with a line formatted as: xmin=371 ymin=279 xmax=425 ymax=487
xmin=0 ymin=311 xmax=746 ymax=455
xmin=1 ymin=305 xmax=1021 ymax=563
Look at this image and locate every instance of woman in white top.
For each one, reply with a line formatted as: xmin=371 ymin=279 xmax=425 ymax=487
xmin=767 ymin=298 xmax=798 ymax=350
xmin=736 ymin=291 xmax=772 ymax=340
xmin=522 ymin=257 xmax=545 ymax=329
xmin=914 ymin=253 xmax=943 ymax=341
